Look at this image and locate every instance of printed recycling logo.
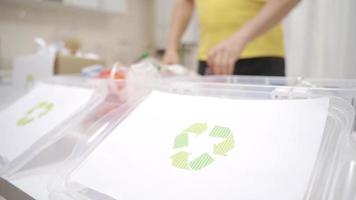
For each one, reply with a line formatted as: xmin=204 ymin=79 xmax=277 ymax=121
xmin=17 ymin=101 xmax=54 ymax=126
xmin=171 ymin=122 xmax=235 ymax=171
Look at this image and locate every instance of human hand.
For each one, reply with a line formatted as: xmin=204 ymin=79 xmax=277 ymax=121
xmin=207 ymin=35 xmax=247 ymax=75
xmin=162 ymin=49 xmax=180 ymax=65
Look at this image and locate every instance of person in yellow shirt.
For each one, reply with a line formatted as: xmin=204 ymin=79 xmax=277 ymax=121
xmin=162 ymin=0 xmax=300 ymax=76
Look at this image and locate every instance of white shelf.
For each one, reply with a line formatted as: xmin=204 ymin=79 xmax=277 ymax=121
xmin=0 ymin=0 xmax=127 ymax=15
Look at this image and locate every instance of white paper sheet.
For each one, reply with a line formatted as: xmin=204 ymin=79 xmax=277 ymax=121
xmin=12 ymin=53 xmax=55 ymax=90
xmin=0 ymin=83 xmax=94 ymax=162
xmin=70 ymin=91 xmax=329 ymax=200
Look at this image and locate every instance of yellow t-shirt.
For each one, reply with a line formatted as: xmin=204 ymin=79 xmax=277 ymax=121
xmin=195 ymin=0 xmax=284 ymax=60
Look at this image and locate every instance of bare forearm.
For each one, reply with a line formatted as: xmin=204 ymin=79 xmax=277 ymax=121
xmin=234 ymin=0 xmax=300 ymax=45
xmin=166 ymin=0 xmax=194 ymax=51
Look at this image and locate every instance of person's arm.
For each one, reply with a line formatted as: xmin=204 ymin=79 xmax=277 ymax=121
xmin=208 ymin=0 xmax=300 ymax=75
xmin=162 ymin=0 xmax=194 ymax=65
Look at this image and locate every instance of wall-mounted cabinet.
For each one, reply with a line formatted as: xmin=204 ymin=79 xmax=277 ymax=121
xmin=0 ymin=0 xmax=127 ymax=14
xmin=62 ymin=0 xmax=127 ymax=14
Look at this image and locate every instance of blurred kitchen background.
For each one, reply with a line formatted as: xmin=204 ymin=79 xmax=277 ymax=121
xmin=0 ymin=0 xmax=355 ymax=80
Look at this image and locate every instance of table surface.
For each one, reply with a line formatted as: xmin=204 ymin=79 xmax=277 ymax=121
xmin=2 ymin=133 xmax=79 ymax=200
xmin=5 ymin=163 xmax=59 ymax=200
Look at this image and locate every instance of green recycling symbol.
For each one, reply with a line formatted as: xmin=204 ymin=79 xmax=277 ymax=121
xmin=17 ymin=101 xmax=54 ymax=126
xmin=171 ymin=122 xmax=235 ymax=171
xmin=25 ymin=74 xmax=34 ymax=89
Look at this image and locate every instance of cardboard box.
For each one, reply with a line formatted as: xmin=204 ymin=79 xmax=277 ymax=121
xmin=55 ymin=55 xmax=105 ymax=74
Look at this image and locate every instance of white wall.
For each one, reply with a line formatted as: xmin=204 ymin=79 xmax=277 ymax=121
xmin=155 ymin=0 xmax=356 ymax=78
xmin=154 ymin=0 xmax=199 ymax=49
xmin=2 ymin=0 xmax=354 ymax=78
xmin=0 ymin=0 xmax=155 ymax=70
xmin=284 ymin=0 xmax=356 ymax=78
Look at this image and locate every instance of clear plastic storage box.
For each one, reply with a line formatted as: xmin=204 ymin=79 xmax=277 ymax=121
xmin=173 ymin=75 xmax=356 ymax=102
xmin=49 ymin=81 xmax=356 ymax=200
xmin=0 ymin=76 xmax=108 ymax=177
xmin=174 ymin=76 xmax=356 ymax=134
xmin=179 ymin=76 xmax=356 ymax=110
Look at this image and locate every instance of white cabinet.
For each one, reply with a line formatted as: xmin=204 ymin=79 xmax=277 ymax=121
xmin=63 ymin=0 xmax=127 ymax=14
xmin=1 ymin=0 xmax=127 ymax=14
xmin=63 ymin=0 xmax=98 ymax=10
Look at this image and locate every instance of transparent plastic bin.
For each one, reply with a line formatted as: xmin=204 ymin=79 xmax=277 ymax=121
xmin=171 ymin=75 xmax=356 ymax=101
xmin=171 ymin=76 xmax=356 ymax=135
xmin=0 ymin=76 xmax=109 ymax=177
xmin=49 ymin=82 xmax=356 ymax=200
